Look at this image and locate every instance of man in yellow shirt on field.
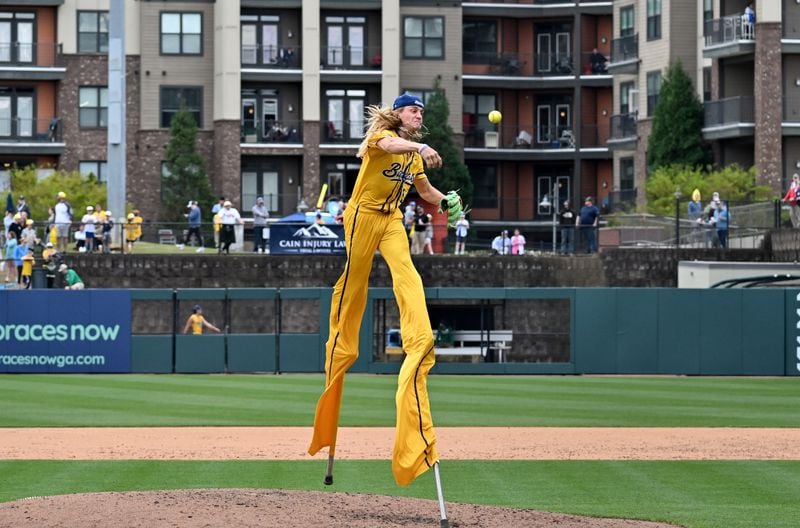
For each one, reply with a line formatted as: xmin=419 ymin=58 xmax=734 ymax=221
xmin=182 ymin=305 xmax=221 ymax=335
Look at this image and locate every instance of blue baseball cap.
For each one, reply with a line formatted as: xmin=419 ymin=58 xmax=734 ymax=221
xmin=392 ymin=93 xmax=424 ymax=111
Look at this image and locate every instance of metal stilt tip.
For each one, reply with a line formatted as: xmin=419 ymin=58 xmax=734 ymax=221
xmin=434 ymin=461 xmax=449 ymax=527
xmin=324 ymin=454 xmax=335 ymax=486
xmin=440 ymin=520 xmax=450 ymax=528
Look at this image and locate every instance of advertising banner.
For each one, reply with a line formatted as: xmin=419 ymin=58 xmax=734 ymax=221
xmin=0 ymin=290 xmax=132 ymax=373
xmin=269 ymin=222 xmax=346 ymax=255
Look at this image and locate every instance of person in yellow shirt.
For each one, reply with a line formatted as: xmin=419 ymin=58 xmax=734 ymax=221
xmin=125 ymin=211 xmax=143 ymax=253
xmin=21 ymin=248 xmax=34 ymax=289
xmin=182 ymin=305 xmax=221 ymax=335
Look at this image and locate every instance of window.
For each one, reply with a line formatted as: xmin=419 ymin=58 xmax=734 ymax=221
xmin=0 ymin=12 xmax=34 ymax=64
xmin=161 ymin=12 xmax=202 ymax=55
xmin=404 ymin=16 xmax=443 ymax=59
xmin=702 ymin=67 xmax=711 ymax=103
xmin=620 ymin=157 xmax=634 ymax=191
xmin=463 ymin=93 xmax=496 ymax=142
xmin=537 ymin=175 xmax=570 ymax=216
xmin=241 ymin=14 xmax=280 ymax=65
xmin=79 ymin=161 xmax=108 ymax=183
xmin=160 ymin=86 xmax=202 ymax=128
xmin=324 ymin=88 xmax=366 ymax=141
xmin=646 ymin=71 xmax=661 ymax=116
xmin=703 ymin=0 xmax=713 ymax=25
xmin=463 ymin=20 xmax=496 ymax=63
xmin=323 ymin=159 xmax=361 ymax=199
xmin=469 ymin=163 xmax=497 ymax=209
xmin=0 ymin=87 xmax=33 ymax=137
xmin=78 ymin=11 xmax=108 ymax=53
xmin=241 ymin=170 xmax=279 ymax=212
xmin=620 ymin=81 xmax=634 ymax=114
xmin=536 ymin=23 xmax=572 ymax=74
xmin=325 ymin=15 xmax=365 ymax=67
xmin=646 ymin=0 xmax=661 ymax=40
xmin=619 ymin=6 xmax=634 ymax=38
xmin=79 ymin=87 xmax=108 ymax=128
xmin=403 ymin=89 xmax=438 ymax=106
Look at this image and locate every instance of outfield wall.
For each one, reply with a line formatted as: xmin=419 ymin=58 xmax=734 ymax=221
xmin=0 ymin=288 xmax=797 ymax=376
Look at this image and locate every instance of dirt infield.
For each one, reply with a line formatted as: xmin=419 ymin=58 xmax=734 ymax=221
xmin=2 ymin=426 xmax=797 ymax=527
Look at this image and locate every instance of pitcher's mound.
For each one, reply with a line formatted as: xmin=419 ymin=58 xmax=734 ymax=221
xmin=0 ymin=489 xmax=681 ymax=527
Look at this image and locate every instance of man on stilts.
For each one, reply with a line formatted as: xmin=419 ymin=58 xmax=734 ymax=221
xmin=308 ymin=93 xmax=463 ymax=527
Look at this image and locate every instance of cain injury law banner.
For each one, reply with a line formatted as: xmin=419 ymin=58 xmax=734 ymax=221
xmin=0 ymin=290 xmax=131 ymax=373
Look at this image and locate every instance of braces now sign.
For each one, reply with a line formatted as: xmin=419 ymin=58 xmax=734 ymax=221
xmin=0 ymin=290 xmax=131 ymax=373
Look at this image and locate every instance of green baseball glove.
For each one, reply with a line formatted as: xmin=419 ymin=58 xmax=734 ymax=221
xmin=439 ymin=190 xmax=463 ymax=228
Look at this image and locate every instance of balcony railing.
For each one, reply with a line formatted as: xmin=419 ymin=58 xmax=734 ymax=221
xmin=465 ymin=124 xmax=569 ymax=149
xmin=610 ymin=34 xmax=638 ymax=64
xmin=241 ymin=120 xmax=302 ymax=145
xmin=320 ymin=120 xmax=364 ymax=143
xmin=320 ymin=45 xmax=382 ymax=70
xmin=704 ymin=15 xmax=755 ymax=47
xmin=704 ymin=96 xmax=755 ymax=128
xmin=0 ymin=117 xmax=61 ymax=142
xmin=609 ymin=113 xmax=638 ymax=141
xmin=0 ymin=42 xmax=62 ymax=67
xmin=241 ymin=44 xmax=301 ymax=68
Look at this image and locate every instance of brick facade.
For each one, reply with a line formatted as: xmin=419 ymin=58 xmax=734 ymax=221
xmin=212 ymin=120 xmax=241 ymax=204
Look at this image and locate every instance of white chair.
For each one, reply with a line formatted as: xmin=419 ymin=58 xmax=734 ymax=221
xmin=559 ymin=129 xmax=575 ymax=148
xmin=514 ymin=130 xmax=532 ymax=147
xmin=484 ymin=131 xmax=499 ymax=148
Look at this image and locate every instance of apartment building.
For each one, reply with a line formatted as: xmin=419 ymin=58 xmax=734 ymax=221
xmin=4 ymin=0 xmax=612 ymax=243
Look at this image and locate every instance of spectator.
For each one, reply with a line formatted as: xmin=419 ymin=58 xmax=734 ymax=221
xmin=59 ymin=263 xmax=84 ymax=290
xmin=559 ymin=200 xmax=575 ymax=255
xmin=334 ymin=201 xmax=346 ymax=224
xmin=42 ymin=242 xmax=58 ymax=288
xmin=73 ymin=224 xmax=86 ymax=252
xmin=3 ymin=210 xmax=12 ymax=238
xmin=576 ymin=196 xmax=600 ymax=253
xmin=743 ymin=4 xmax=755 ymax=39
xmin=182 ymin=304 xmax=221 ymax=334
xmin=714 ymin=200 xmax=730 ymax=249
xmin=424 ymin=214 xmax=434 ymax=254
xmin=782 ymin=173 xmax=800 ymax=228
xmin=688 ymin=189 xmax=704 ymax=245
xmin=510 ymin=228 xmax=526 ymax=255
xmin=702 ymin=193 xmax=721 ymax=247
xmin=100 ymin=211 xmax=113 ymax=253
xmin=589 ymin=47 xmax=608 ymax=74
xmin=211 ymin=197 xmax=225 ymax=249
xmin=491 ymin=230 xmax=511 ymax=255
xmin=53 ymin=191 xmax=72 ymax=253
xmin=218 ymin=200 xmax=243 ymax=254
xmin=454 ymin=212 xmax=469 ymax=255
xmin=21 ymin=247 xmax=34 ymax=289
xmin=81 ymin=206 xmax=97 ymax=253
xmin=21 ymin=219 xmax=37 ymax=246
xmin=179 ymin=200 xmax=205 ymax=252
xmin=403 ymin=200 xmax=417 ymax=235
xmin=251 ymin=196 xmax=269 ymax=253
xmin=8 ymin=212 xmax=22 ymax=242
xmin=125 ymin=213 xmax=139 ymax=253
xmin=14 ymin=235 xmax=28 ymax=285
xmin=410 ymin=205 xmax=428 ymax=255
xmin=15 ymin=195 xmax=31 ymax=218
xmin=3 ymin=231 xmax=17 ymax=284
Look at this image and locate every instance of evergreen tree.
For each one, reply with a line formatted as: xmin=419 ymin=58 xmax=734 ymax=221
xmin=647 ymin=60 xmax=707 ymax=170
xmin=422 ymin=87 xmax=474 ymax=207
xmin=161 ymin=108 xmax=214 ymax=222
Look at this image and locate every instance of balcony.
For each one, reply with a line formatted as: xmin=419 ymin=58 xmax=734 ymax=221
xmin=320 ymin=45 xmax=382 ymax=84
xmin=0 ymin=117 xmax=64 ymax=155
xmin=0 ymin=42 xmax=65 ymax=80
xmin=606 ymin=34 xmax=638 ymax=75
xmin=607 ymin=113 xmax=638 ymax=149
xmin=463 ymin=50 xmax=610 ymax=88
xmin=702 ymin=96 xmax=755 ymax=140
xmin=240 ymin=44 xmax=301 ymax=82
xmin=461 ymin=0 xmax=611 ymax=17
xmin=463 ymin=123 xmax=609 ymax=161
xmin=320 ymin=120 xmax=363 ymax=146
xmin=703 ymin=16 xmax=755 ymax=59
xmin=240 ymin=120 xmax=302 ymax=146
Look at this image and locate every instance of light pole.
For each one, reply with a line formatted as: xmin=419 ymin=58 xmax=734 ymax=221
xmin=674 ymin=187 xmax=682 ymax=261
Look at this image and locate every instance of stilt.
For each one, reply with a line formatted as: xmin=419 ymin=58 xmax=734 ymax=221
xmin=433 ymin=461 xmax=449 ymax=528
xmin=324 ymin=453 xmax=335 ymax=485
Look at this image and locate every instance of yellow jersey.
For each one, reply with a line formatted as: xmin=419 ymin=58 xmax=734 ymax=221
xmin=189 ymin=314 xmax=205 ymax=335
xmin=21 ymin=255 xmax=34 ymax=276
xmin=349 ymin=130 xmax=427 ymax=216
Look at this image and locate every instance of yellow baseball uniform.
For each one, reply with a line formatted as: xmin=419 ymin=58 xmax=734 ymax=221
xmin=309 ymin=129 xmax=439 ymax=487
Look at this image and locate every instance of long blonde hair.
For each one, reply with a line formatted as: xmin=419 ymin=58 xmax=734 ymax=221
xmin=357 ymin=104 xmax=401 ymax=159
xmin=356 ymin=104 xmax=425 ymax=158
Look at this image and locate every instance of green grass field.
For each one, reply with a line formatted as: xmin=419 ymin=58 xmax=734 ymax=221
xmin=1 ymin=374 xmax=798 ymax=528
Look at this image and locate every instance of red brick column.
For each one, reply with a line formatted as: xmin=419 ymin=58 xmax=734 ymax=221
xmin=754 ymin=22 xmax=783 ymax=193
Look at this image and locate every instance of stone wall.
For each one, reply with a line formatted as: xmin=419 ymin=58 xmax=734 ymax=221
xmin=66 ymin=247 xmax=773 ymax=290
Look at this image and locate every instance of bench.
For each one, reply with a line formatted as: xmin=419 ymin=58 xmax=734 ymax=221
xmin=435 ymin=329 xmax=513 ymax=363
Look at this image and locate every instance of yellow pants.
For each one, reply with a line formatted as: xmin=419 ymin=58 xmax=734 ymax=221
xmin=308 ymin=205 xmax=438 ymax=486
